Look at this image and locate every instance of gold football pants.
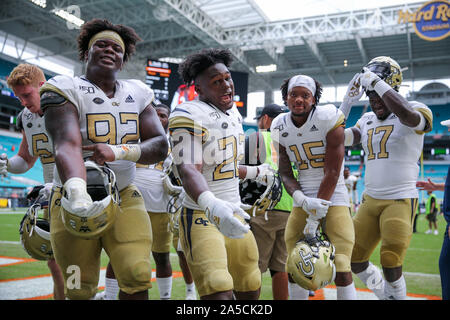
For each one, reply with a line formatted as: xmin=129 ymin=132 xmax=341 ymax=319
xmin=351 ymin=194 xmax=418 ymax=268
xmin=178 ymin=207 xmax=261 ymax=297
xmin=148 ymin=211 xmax=173 ymax=253
xmin=285 ymin=206 xmax=355 ymax=273
xmin=49 ymin=184 xmax=153 ymax=299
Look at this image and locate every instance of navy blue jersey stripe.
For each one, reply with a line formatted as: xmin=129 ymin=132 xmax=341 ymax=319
xmin=173 ymin=107 xmax=191 ymax=114
xmin=185 ymin=208 xmax=194 ymax=260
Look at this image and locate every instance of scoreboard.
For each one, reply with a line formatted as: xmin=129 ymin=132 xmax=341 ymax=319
xmin=145 ymin=59 xmax=249 ymax=118
xmin=145 ymin=60 xmax=173 ymax=101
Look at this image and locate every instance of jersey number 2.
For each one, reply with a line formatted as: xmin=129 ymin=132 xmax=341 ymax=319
xmin=213 ymin=135 xmax=244 ymax=181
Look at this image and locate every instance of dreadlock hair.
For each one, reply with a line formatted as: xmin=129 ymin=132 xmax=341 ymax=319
xmin=77 ymin=19 xmax=141 ymax=63
xmin=280 ymin=76 xmax=323 ymax=107
xmin=178 ymin=48 xmax=234 ymax=85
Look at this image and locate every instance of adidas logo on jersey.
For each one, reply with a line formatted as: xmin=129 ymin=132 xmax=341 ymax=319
xmin=310 ymin=125 xmax=319 ymax=132
xmin=125 ymin=95 xmax=135 ymax=103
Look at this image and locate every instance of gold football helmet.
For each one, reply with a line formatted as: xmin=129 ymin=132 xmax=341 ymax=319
xmin=61 ymin=161 xmax=120 ymax=239
xmin=19 ymin=201 xmax=53 ymax=260
xmin=286 ymin=234 xmax=336 ymax=291
xmin=365 ymin=56 xmax=403 ymax=91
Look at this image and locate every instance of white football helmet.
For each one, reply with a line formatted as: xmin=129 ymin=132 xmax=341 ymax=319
xmin=239 ymin=166 xmax=282 ymax=218
xmin=61 ymin=161 xmax=120 ymax=239
xmin=19 ymin=201 xmax=53 ymax=261
xmin=286 ymin=233 xmax=336 ymax=291
xmin=365 ymin=56 xmax=403 ymax=92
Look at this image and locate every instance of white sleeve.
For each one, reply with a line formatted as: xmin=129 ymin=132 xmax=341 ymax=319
xmin=270 ymin=117 xmax=283 ymax=146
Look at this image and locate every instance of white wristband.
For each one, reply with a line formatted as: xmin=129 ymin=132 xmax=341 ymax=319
xmin=245 ymin=166 xmax=258 ymax=180
xmin=7 ymin=155 xmax=29 ymax=173
xmin=63 ymin=177 xmax=87 ymax=190
xmin=107 ymin=144 xmax=141 ymax=162
xmin=197 ymin=190 xmax=216 ymax=211
xmin=293 ymin=190 xmax=306 ymax=206
xmin=373 ymin=80 xmax=392 ymax=97
xmin=63 ymin=177 xmax=87 ymax=198
xmin=344 ymin=128 xmax=354 ymax=146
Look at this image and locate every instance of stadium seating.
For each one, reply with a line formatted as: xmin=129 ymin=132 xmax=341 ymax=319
xmin=347 ymin=163 xmax=447 ymax=205
xmin=0 ymin=133 xmax=44 ymax=196
xmin=429 ymin=104 xmax=450 ymax=135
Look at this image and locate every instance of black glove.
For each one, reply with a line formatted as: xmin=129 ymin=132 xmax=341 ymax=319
xmin=27 ymin=185 xmax=44 ymax=201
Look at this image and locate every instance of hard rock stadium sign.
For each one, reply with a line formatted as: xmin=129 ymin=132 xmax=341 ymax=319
xmin=398 ymin=0 xmax=450 ymax=41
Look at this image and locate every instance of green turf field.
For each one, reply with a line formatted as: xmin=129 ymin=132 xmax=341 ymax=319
xmin=0 ymin=209 xmax=445 ymax=299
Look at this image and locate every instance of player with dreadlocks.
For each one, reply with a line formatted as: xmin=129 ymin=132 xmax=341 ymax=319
xmin=168 ymin=48 xmax=271 ymax=300
xmin=40 ymin=18 xmax=168 ymax=300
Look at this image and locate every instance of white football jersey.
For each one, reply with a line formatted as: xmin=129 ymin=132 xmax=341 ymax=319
xmin=169 ymin=100 xmax=245 ymax=210
xmin=41 ymin=75 xmax=154 ymax=190
xmin=356 ymin=101 xmax=433 ymax=199
xmin=270 ymin=104 xmax=349 ymax=206
xmin=134 ymin=135 xmax=172 ymax=212
xmin=19 ymin=108 xmax=54 ymax=183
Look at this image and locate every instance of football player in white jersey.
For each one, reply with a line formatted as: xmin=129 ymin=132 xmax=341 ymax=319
xmin=3 ymin=63 xmax=64 ymax=300
xmin=134 ymin=102 xmax=192 ymax=300
xmin=339 ymin=56 xmax=433 ymax=300
xmin=168 ymin=48 xmax=269 ymax=300
xmin=39 ymin=19 xmax=168 ymax=300
xmin=271 ymin=74 xmax=357 ymax=300
xmin=344 ymin=167 xmax=359 ymax=215
xmin=103 ymin=102 xmax=197 ymax=300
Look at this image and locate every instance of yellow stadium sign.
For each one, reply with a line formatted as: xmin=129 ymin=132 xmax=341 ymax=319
xmin=398 ymin=0 xmax=450 ymax=41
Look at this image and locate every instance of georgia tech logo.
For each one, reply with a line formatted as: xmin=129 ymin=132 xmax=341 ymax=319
xmin=195 ymin=217 xmax=209 ymax=226
xmin=398 ymin=0 xmax=450 ymax=41
xmin=297 ymin=249 xmax=314 ymax=277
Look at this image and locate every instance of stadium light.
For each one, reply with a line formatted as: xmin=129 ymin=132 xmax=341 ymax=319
xmin=159 ymin=57 xmax=184 ymax=64
xmin=29 ymin=0 xmax=46 ymax=8
xmin=52 ymin=8 xmax=85 ymax=28
xmin=256 ymin=64 xmax=277 ymax=73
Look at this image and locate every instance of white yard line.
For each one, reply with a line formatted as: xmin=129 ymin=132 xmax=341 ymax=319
xmin=404 ymin=271 xmax=441 ymax=279
xmin=407 ymin=247 xmax=441 ymax=252
xmin=0 ymin=240 xmax=20 ymax=245
xmin=322 ymin=288 xmax=430 ymax=300
xmin=0 ymin=269 xmax=159 ymax=300
xmin=0 ymin=269 xmax=107 ymax=300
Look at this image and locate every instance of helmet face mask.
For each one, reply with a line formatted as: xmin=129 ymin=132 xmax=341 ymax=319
xmin=366 ymin=61 xmax=391 ymax=82
xmin=239 ymin=167 xmax=282 ymax=217
xmin=287 ymin=233 xmax=336 ymax=291
xmin=365 ymin=56 xmax=403 ymax=92
xmin=19 ymin=202 xmax=53 ymax=260
xmin=61 ymin=161 xmax=120 ymax=239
